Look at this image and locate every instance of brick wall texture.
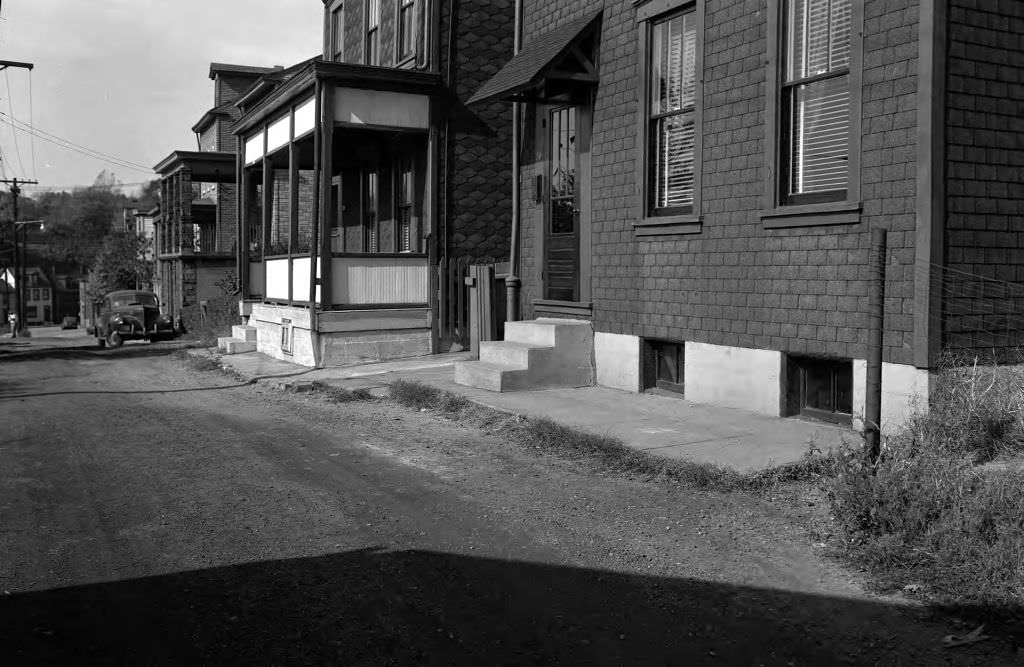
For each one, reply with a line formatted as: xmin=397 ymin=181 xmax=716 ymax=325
xmin=943 ymin=0 xmax=1024 ymax=354
xmin=518 ymin=0 xmax=922 ymax=365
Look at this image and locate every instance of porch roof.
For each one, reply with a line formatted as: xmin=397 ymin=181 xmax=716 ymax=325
xmin=467 ymin=10 xmax=602 ymax=105
xmin=153 ymin=150 xmax=236 ymax=183
xmin=230 ymin=58 xmax=442 ymax=136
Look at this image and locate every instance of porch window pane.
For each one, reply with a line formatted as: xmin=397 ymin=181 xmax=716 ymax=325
xmin=365 ymin=169 xmax=378 ymax=252
xmin=397 ymin=158 xmax=414 ymax=252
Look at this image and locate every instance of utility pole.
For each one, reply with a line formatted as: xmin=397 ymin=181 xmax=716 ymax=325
xmin=0 ymin=59 xmax=36 ymax=335
xmin=2 ymin=177 xmax=40 ymax=334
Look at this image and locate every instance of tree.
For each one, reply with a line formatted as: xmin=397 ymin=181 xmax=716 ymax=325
xmin=86 ymin=231 xmax=152 ymax=301
xmin=33 ymin=173 xmax=132 ymax=271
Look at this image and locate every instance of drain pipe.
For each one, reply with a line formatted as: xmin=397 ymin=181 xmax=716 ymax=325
xmin=309 ymin=78 xmax=323 ymax=367
xmin=505 ymin=0 xmax=523 ymax=324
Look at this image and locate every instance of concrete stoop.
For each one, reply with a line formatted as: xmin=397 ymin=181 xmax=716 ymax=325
xmin=217 ymin=324 xmax=258 ymax=355
xmin=454 ymin=318 xmax=594 ymax=391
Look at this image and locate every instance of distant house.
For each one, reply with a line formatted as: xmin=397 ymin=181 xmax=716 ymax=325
xmin=224 ymin=0 xmax=515 ymax=365
xmin=452 ymin=0 xmax=1024 ymax=432
xmin=153 ymin=63 xmax=280 ymax=329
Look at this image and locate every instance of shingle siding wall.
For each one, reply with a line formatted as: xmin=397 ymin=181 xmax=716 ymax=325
xmin=518 ymin=0 xmax=920 ymax=365
xmin=944 ymin=0 xmax=1024 ymax=354
xmin=440 ymin=0 xmax=516 ymax=260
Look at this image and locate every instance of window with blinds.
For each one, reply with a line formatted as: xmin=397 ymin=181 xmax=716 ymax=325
xmin=365 ymin=0 xmax=380 ymax=66
xmin=649 ymin=10 xmax=696 ymax=216
xmin=397 ymin=158 xmax=414 ymax=252
xmin=782 ymin=0 xmax=851 ymax=204
xmin=364 ymin=169 xmax=379 ymax=252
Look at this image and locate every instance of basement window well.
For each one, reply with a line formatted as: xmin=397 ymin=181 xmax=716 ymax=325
xmin=643 ymin=339 xmax=685 ymax=395
xmin=786 ymin=355 xmax=853 ymax=425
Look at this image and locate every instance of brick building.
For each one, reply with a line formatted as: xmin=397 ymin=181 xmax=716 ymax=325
xmin=154 ymin=63 xmax=281 ymax=329
xmin=223 ymin=0 xmax=514 ymax=365
xmin=460 ymin=0 xmax=1024 ymax=431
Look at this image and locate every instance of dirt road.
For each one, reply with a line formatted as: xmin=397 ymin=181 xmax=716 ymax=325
xmin=0 ymin=336 xmax=1013 ymax=664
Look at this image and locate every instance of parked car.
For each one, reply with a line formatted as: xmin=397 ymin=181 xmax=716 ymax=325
xmin=60 ymin=315 xmax=78 ymax=330
xmin=93 ymin=290 xmax=176 ymax=348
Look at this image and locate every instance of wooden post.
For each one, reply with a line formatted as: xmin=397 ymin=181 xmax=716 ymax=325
xmin=865 ymin=227 xmax=887 ymax=462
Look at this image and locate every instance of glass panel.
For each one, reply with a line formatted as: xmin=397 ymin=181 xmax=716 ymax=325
xmin=834 ymin=361 xmax=853 ymax=414
xmin=365 ymin=169 xmax=378 ymax=252
xmin=803 ymin=365 xmax=834 ymax=412
xmin=654 ymin=113 xmax=695 ymax=208
xmin=332 ymin=8 xmax=344 ymax=60
xmin=657 ymin=345 xmax=679 ymax=384
xmin=398 ymin=0 xmax=415 ymax=59
xmin=650 ymin=12 xmax=696 ymax=115
xmin=786 ymin=0 xmax=851 ymax=81
xmin=549 ymin=107 xmax=577 ymax=235
xmin=790 ymin=75 xmax=849 ymax=195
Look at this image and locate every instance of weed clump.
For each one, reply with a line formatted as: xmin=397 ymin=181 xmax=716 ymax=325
xmin=826 ymin=354 xmax=1024 ymax=611
xmin=309 ymin=381 xmax=375 ymax=403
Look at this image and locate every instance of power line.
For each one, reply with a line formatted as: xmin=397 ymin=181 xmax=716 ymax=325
xmin=0 ymin=111 xmax=152 ymax=171
xmin=27 ymin=68 xmax=35 ymax=178
xmin=3 ymin=69 xmax=25 ymax=177
xmin=0 ymin=115 xmax=154 ymax=174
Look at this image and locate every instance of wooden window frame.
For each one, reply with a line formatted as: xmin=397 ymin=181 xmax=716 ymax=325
xmin=395 ymin=0 xmax=417 ymax=66
xmin=365 ymin=0 xmax=380 ymax=66
xmin=633 ymin=0 xmax=704 ymax=237
xmin=331 ymin=2 xmax=345 ymax=62
xmin=761 ymin=0 xmax=863 ymax=229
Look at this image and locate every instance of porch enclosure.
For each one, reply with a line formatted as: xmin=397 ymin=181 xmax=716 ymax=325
xmin=238 ymin=66 xmax=437 ymax=322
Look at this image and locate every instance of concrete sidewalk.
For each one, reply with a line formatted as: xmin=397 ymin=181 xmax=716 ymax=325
xmin=205 ymin=349 xmax=856 ymax=471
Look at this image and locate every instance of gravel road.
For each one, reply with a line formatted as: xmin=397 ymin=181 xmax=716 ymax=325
xmin=0 ymin=335 xmax=1015 ymax=665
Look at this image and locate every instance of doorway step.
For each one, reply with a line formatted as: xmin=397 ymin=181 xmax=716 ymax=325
xmin=217 ymin=324 xmax=257 ymax=355
xmin=453 ymin=318 xmax=593 ymax=391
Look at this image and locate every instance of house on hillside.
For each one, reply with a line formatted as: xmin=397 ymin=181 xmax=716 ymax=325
xmin=456 ymin=0 xmax=1024 ymax=432
xmin=220 ymin=0 xmax=514 ymax=365
xmin=153 ymin=63 xmax=281 ymax=329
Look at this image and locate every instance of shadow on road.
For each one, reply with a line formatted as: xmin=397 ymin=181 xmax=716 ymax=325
xmin=0 ymin=548 xmax=1015 ymax=665
xmin=0 ymin=342 xmax=188 ymax=362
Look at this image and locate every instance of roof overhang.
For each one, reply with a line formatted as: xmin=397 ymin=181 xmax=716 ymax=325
xmin=191 ymin=104 xmax=233 ymax=134
xmin=153 ymin=150 xmax=236 ymax=183
xmin=467 ymin=11 xmax=602 ymax=105
xmin=231 ymin=59 xmax=442 ymax=137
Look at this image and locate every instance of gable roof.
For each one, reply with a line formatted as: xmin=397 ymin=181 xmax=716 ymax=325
xmin=467 ymin=11 xmax=601 ymax=105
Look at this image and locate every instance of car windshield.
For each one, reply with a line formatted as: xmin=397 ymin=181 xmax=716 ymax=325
xmin=110 ymin=293 xmax=158 ymax=308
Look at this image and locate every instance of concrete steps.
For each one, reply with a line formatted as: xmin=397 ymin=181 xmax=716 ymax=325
xmin=217 ymin=325 xmax=258 ymax=355
xmin=454 ymin=318 xmax=594 ymax=392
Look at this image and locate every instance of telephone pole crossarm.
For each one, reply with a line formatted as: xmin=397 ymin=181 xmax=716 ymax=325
xmin=0 ymin=59 xmax=34 ymax=71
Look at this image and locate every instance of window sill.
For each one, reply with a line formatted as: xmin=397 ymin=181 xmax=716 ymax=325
xmin=633 ymin=214 xmax=702 ymax=236
xmin=760 ymin=201 xmax=861 ymax=229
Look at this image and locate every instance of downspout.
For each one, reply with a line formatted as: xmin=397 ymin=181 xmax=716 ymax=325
xmin=309 ymin=78 xmax=323 ymax=367
xmin=506 ymin=0 xmax=523 ymax=322
xmin=443 ymin=0 xmax=458 ymax=263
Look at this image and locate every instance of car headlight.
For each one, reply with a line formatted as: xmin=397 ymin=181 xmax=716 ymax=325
xmin=158 ymin=314 xmax=172 ymax=323
xmin=110 ymin=314 xmax=123 ymax=324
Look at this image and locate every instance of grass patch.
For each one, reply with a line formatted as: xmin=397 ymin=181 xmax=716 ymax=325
xmin=387 ymin=380 xmax=834 ymax=493
xmin=309 ymin=380 xmax=375 ymax=403
xmin=826 ymin=355 xmax=1024 ymax=618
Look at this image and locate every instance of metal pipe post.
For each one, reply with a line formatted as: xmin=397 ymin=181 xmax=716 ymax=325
xmin=865 ymin=227 xmax=887 ymax=461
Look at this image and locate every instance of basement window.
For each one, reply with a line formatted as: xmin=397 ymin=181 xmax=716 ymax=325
xmin=643 ymin=339 xmax=685 ymax=395
xmin=280 ymin=318 xmax=293 ymax=355
xmin=786 ymin=355 xmax=852 ymax=424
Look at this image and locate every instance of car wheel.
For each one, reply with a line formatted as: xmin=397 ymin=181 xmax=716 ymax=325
xmin=107 ymin=331 xmax=123 ymax=348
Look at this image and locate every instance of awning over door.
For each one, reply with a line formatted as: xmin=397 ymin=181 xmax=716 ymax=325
xmin=467 ymin=11 xmax=601 ymax=105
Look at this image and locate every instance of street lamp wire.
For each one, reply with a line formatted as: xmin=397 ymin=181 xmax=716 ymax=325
xmin=0 ymin=111 xmax=153 ymax=172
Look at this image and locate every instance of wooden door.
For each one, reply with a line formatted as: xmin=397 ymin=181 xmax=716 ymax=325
xmin=544 ymin=105 xmax=580 ymax=302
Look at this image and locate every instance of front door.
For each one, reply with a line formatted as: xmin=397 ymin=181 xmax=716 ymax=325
xmin=544 ymin=105 xmax=580 ymax=301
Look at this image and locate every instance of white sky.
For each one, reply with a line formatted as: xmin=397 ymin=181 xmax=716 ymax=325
xmin=0 ymin=0 xmax=323 ymax=195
